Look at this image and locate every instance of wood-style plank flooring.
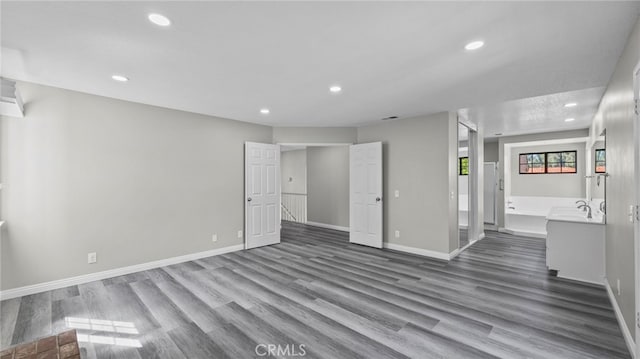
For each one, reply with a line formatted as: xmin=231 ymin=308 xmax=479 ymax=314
xmin=0 ymin=222 xmax=630 ymax=358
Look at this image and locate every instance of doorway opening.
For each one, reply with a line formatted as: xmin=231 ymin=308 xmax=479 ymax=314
xmin=458 ymin=122 xmax=478 ymax=251
xmin=279 ymin=144 xmax=350 ymax=232
xmin=501 ymin=137 xmax=589 ymax=238
xmin=245 ymin=141 xmax=383 ymax=250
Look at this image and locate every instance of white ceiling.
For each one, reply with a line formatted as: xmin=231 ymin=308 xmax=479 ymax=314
xmin=2 ymin=2 xmax=639 ymax=130
xmin=463 ymin=86 xmax=606 ymax=139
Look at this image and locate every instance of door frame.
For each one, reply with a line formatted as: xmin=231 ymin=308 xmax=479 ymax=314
xmin=458 ymin=122 xmax=480 ymax=252
xmin=633 ymin=59 xmax=640 ymax=358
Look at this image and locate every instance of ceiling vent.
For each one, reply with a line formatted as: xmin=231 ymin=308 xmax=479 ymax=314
xmin=1 ymin=78 xmax=24 ymax=118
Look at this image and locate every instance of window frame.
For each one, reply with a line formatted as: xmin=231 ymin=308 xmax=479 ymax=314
xmin=518 ymin=150 xmax=578 ymax=175
xmin=545 ymin=150 xmax=577 ymax=174
xmin=595 ymin=148 xmax=606 ymax=174
xmin=518 ymin=152 xmax=547 ymax=175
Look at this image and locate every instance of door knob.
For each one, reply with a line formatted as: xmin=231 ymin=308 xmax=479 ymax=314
xmin=247 ymin=197 xmax=252 ymax=202
xmin=376 ymin=197 xmax=381 ymax=202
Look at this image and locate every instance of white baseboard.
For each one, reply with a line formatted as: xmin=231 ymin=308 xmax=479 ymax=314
xmin=479 ymin=232 xmax=486 ymax=240
xmin=456 ymin=238 xmax=478 ymax=256
xmin=383 ymin=242 xmax=450 ymax=261
xmin=605 ymin=278 xmax=636 ymax=359
xmin=305 ymin=221 xmax=349 ymax=232
xmin=448 ymin=248 xmax=461 ymax=260
xmin=0 ymin=244 xmax=244 ymax=301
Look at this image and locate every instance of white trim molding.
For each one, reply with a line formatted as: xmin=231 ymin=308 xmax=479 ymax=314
xmin=605 ymin=278 xmax=637 ymax=359
xmin=305 ymin=221 xmax=349 ymax=232
xmin=383 ymin=242 xmax=450 ymax=261
xmin=0 ymin=244 xmax=244 ymax=301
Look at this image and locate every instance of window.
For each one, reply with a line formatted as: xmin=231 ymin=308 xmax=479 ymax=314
xmin=519 ymin=150 xmax=577 ymax=174
xmin=459 ymin=157 xmax=469 ymax=176
xmin=595 ymin=149 xmax=606 ymax=173
xmin=519 ymin=153 xmax=546 ymax=174
xmin=546 ymin=151 xmax=577 ymax=173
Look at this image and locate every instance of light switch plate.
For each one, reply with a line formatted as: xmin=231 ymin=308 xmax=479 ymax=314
xmin=237 ymin=230 xmax=243 ymax=238
xmin=394 ymin=190 xmax=400 ymax=198
xmin=395 ymin=230 xmax=400 ymax=238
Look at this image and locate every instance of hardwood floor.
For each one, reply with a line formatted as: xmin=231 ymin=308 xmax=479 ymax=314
xmin=459 ymin=228 xmax=469 ymax=248
xmin=0 ymin=222 xmax=631 ymax=358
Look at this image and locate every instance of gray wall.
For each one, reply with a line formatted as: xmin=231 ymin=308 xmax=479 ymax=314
xmin=510 ymin=142 xmax=586 ymax=198
xmin=307 ymin=146 xmax=349 ymax=228
xmin=589 ymin=16 xmax=639 ymax=338
xmin=273 ymin=127 xmax=356 ymax=144
xmin=357 ymin=113 xmax=457 ymax=255
xmin=281 ymin=149 xmax=307 ymax=194
xmin=484 ymin=141 xmax=499 ymax=163
xmin=0 ymin=82 xmax=273 ymax=290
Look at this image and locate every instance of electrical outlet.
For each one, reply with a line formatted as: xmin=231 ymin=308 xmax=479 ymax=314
xmin=237 ymin=230 xmax=243 ymax=238
xmin=395 ymin=230 xmax=400 ymax=238
xmin=212 ymin=234 xmax=218 ymax=242
xmin=88 ymin=252 xmax=97 ymax=264
xmin=617 ymin=278 xmax=621 ymax=295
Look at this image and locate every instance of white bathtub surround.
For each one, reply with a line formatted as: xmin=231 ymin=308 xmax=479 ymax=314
xmin=546 ymin=206 xmax=605 ymax=284
xmin=502 ymin=196 xmax=586 ymax=237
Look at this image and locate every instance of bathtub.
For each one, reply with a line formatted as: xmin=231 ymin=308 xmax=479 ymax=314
xmin=503 ymin=196 xmax=585 ymax=238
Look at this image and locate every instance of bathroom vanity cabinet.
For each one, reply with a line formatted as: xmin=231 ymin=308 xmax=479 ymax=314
xmin=546 ymin=207 xmax=605 ymax=284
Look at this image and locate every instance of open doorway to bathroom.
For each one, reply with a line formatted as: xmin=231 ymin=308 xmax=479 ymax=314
xmin=501 ymin=136 xmax=591 ymax=238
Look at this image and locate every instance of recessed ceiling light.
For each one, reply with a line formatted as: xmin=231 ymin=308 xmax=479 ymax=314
xmin=329 ymin=85 xmax=342 ymax=93
xmin=564 ymin=102 xmax=577 ymax=108
xmin=148 ymin=13 xmax=171 ymax=27
xmin=494 ymin=133 xmax=503 ymax=136
xmin=260 ymin=108 xmax=270 ymax=115
xmin=565 ymin=118 xmax=575 ymax=122
xmin=111 ymin=75 xmax=129 ymax=82
xmin=464 ymin=40 xmax=484 ymax=51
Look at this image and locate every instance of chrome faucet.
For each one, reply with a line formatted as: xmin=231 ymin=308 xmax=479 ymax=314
xmin=576 ymin=200 xmax=587 ymax=211
xmin=600 ymin=201 xmax=606 ymax=214
xmin=578 ymin=204 xmax=592 ymax=219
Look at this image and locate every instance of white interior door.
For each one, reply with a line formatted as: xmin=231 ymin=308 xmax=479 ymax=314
xmin=350 ymin=142 xmax=383 ymax=248
xmin=245 ymin=142 xmax=280 ymax=249
xmin=483 ymin=162 xmax=497 ymax=224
